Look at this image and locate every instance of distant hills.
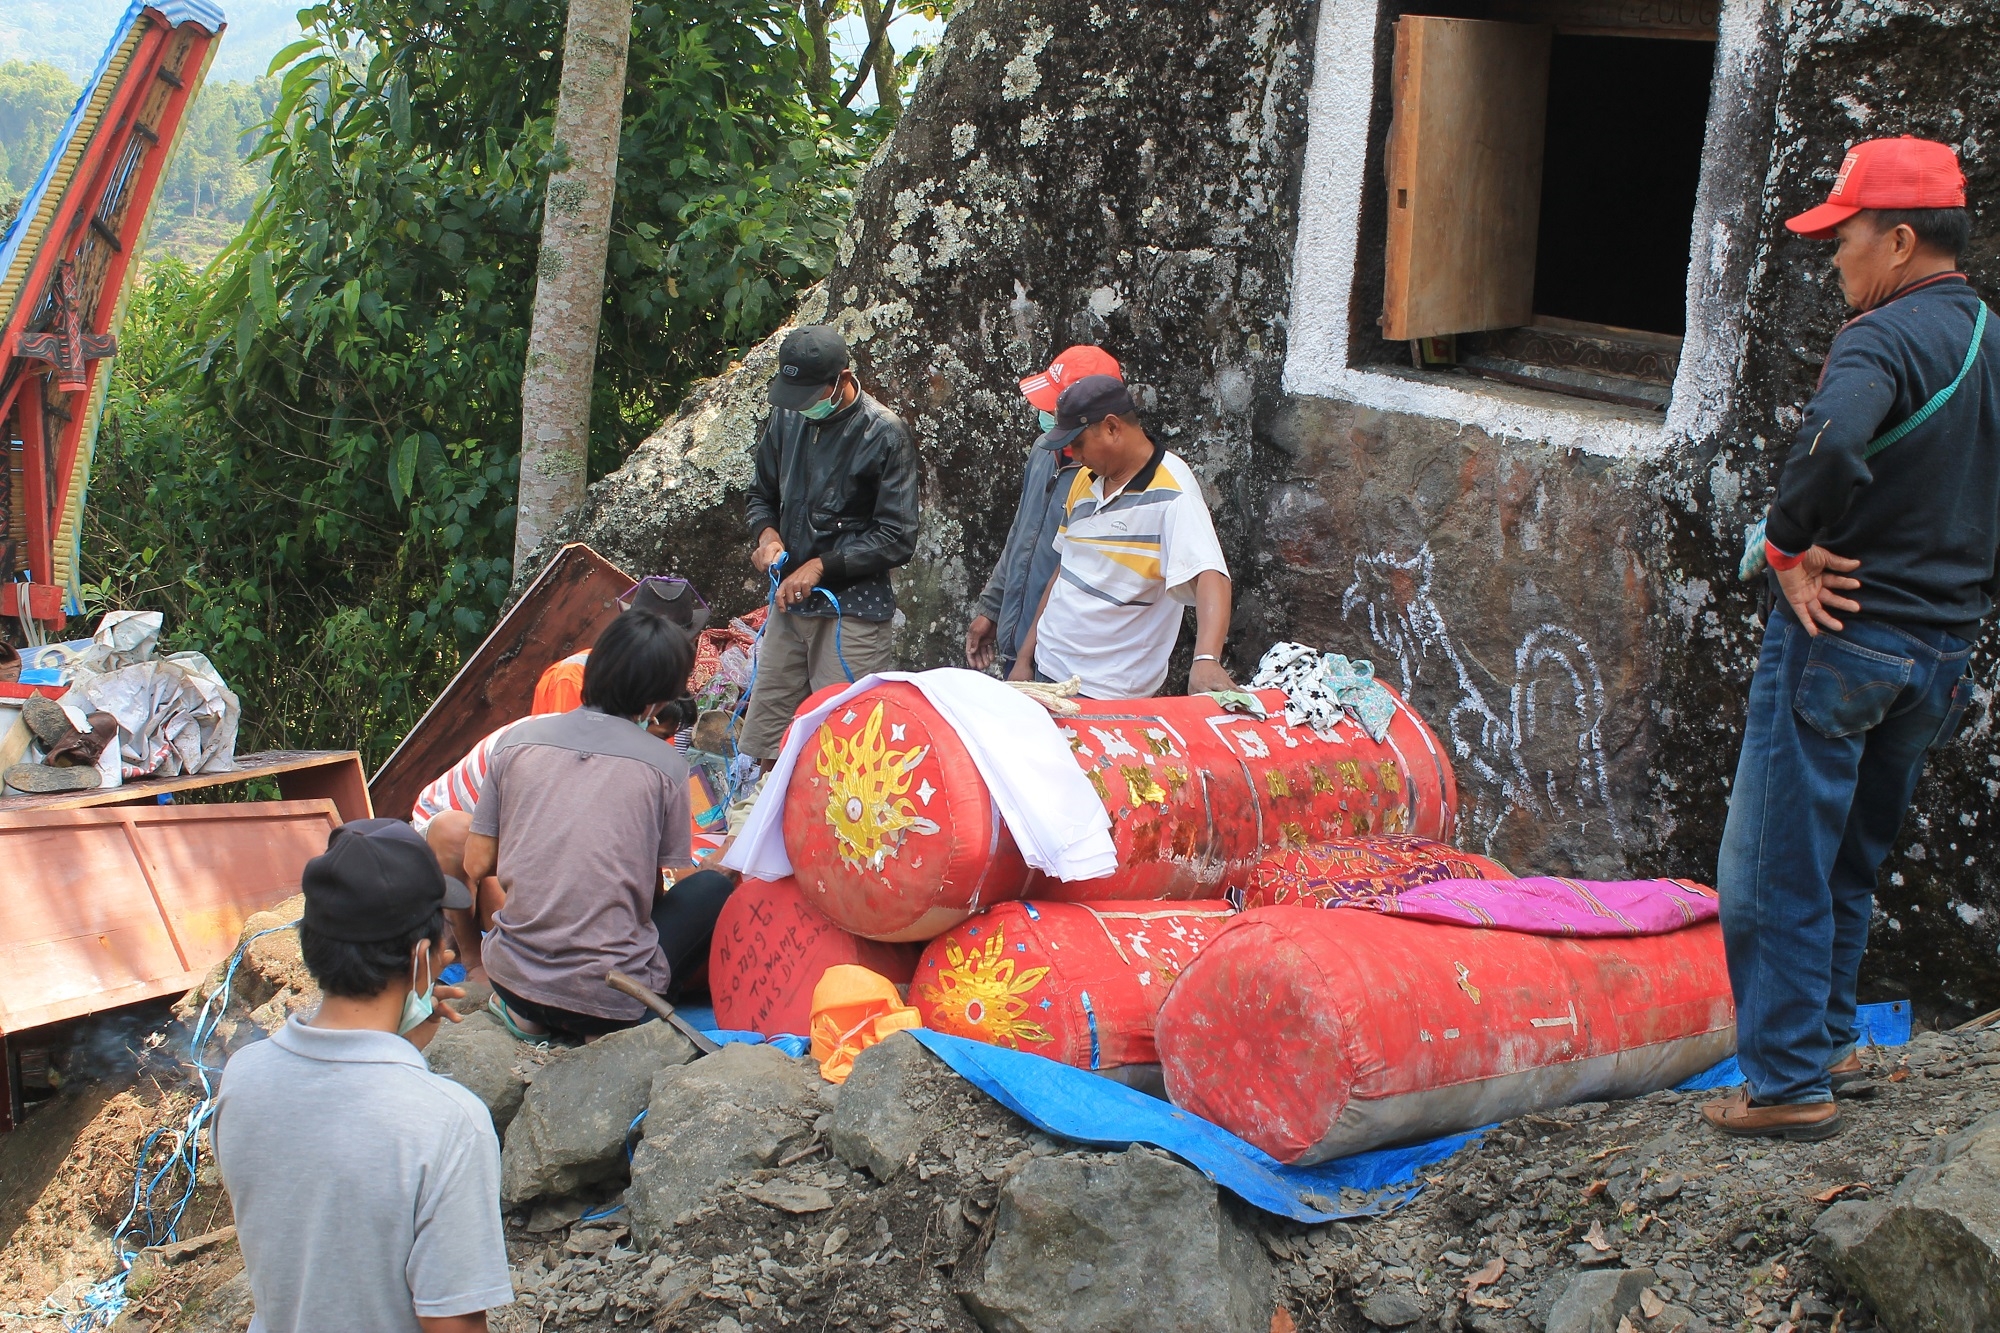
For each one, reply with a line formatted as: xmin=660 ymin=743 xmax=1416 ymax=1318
xmin=0 ymin=0 xmax=309 ymax=86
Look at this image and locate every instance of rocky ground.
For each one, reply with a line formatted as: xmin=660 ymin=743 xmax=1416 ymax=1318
xmin=6 ymin=981 xmax=1999 ymax=1333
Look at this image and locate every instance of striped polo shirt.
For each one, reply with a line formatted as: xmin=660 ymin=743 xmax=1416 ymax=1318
xmin=1032 ymin=446 xmax=1229 ymax=699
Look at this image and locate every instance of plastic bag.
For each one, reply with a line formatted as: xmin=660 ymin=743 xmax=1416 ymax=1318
xmin=809 ymin=965 xmax=921 ymax=1084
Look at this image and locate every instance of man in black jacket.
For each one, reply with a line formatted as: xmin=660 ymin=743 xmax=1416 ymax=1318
xmin=740 ymin=325 xmax=919 ymax=763
xmin=1708 ymin=137 xmax=1996 ymax=1141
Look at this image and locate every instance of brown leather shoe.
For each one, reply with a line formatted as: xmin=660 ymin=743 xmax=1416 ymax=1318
xmin=1702 ymin=1087 xmax=1841 ymax=1140
xmin=21 ymin=695 xmax=78 ymax=749
xmin=1827 ymin=1049 xmax=1869 ymax=1090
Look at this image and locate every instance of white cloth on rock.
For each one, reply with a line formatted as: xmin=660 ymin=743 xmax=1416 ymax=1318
xmin=722 ymin=667 xmax=1116 ymax=884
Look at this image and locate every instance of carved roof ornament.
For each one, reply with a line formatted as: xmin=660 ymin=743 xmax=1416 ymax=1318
xmin=15 ymin=262 xmax=117 ymax=397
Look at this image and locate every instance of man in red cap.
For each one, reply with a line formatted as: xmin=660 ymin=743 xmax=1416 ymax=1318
xmin=964 ymin=345 xmax=1121 ymax=675
xmin=1710 ymin=137 xmax=1997 ymax=1140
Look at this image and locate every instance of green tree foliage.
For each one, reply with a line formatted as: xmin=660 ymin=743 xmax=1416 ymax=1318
xmin=0 ymin=59 xmax=78 ymax=226
xmin=148 ymin=77 xmax=280 ymax=261
xmin=0 ymin=56 xmax=273 ymax=257
xmin=85 ymin=0 xmax=876 ymax=765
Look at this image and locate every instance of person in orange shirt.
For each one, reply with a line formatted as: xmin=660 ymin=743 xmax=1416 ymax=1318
xmin=531 ymin=578 xmax=710 ymax=713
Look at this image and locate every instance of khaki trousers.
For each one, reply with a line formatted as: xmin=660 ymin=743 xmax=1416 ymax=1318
xmin=739 ymin=611 xmax=897 ymax=761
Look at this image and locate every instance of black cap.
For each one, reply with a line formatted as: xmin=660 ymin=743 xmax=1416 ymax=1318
xmin=1036 ymin=374 xmax=1136 ymax=450
xmin=301 ymin=818 xmax=472 ymax=943
xmin=769 ymin=325 xmax=851 ymax=411
xmin=623 ymin=576 xmax=710 ymax=635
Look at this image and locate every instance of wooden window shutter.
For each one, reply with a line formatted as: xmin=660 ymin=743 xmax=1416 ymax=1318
xmin=1382 ymin=17 xmax=1552 ymax=341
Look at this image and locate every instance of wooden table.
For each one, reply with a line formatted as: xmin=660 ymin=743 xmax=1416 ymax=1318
xmin=0 ymin=750 xmax=370 ymax=1129
xmin=0 ymin=749 xmax=372 ymax=823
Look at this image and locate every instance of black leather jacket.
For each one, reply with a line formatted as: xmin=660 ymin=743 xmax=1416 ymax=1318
xmin=744 ymin=388 xmax=919 ymax=621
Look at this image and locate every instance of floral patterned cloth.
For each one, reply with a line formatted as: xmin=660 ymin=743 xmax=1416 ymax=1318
xmin=1249 ymin=642 xmax=1399 ymax=742
xmin=1234 ymin=835 xmax=1513 ymax=911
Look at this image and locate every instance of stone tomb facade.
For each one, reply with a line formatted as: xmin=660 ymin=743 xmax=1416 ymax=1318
xmin=554 ymin=0 xmax=2000 ymax=1018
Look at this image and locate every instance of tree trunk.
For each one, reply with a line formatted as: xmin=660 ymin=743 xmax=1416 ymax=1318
xmin=862 ymin=0 xmax=902 ymax=122
xmin=802 ymin=1 xmax=836 ymax=105
xmin=514 ymin=0 xmax=633 ymax=575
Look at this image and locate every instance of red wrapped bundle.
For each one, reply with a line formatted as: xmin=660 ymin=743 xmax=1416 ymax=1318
xmin=1156 ymin=908 xmax=1734 ymax=1162
xmin=708 ymin=877 xmax=920 ymax=1036
xmin=1235 ymin=835 xmax=1512 ymax=910
xmin=783 ymin=683 xmax=1457 ymax=940
xmin=914 ymin=900 xmax=1236 ymax=1074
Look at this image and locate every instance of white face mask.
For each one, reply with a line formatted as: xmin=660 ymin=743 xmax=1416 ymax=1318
xmin=396 ymin=945 xmax=436 ymax=1036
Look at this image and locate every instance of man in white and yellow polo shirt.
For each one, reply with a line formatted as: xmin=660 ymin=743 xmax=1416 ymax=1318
xmin=1009 ymin=374 xmax=1236 ymax=699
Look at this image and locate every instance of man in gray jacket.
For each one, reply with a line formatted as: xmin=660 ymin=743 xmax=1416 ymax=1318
xmin=964 ymin=346 xmax=1121 ymax=674
xmin=741 ymin=325 xmax=919 ymax=762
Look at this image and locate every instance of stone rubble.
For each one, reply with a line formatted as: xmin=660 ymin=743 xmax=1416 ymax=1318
xmin=440 ymin=1024 xmax=2000 ymax=1333
xmin=500 ymin=1021 xmax=698 ymax=1205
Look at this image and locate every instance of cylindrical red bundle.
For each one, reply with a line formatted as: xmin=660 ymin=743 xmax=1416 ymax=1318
xmin=913 ymin=900 xmax=1236 ymax=1074
xmin=783 ymin=683 xmax=1456 ymax=940
xmin=1236 ymin=835 xmax=1513 ymax=910
xmin=707 ymin=877 xmax=921 ymax=1037
xmin=1156 ymin=908 xmax=1734 ymax=1163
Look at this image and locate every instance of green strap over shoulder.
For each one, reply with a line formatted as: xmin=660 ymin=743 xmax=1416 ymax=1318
xmin=1739 ymin=300 xmax=1989 ymax=582
xmin=1864 ymin=301 xmax=1989 ymax=458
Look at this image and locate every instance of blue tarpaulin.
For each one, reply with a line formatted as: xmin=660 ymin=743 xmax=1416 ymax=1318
xmin=910 ymin=1029 xmax=1479 ymax=1223
xmin=1674 ymin=999 xmax=1910 ymax=1092
xmin=670 ymin=999 xmax=1913 ymax=1224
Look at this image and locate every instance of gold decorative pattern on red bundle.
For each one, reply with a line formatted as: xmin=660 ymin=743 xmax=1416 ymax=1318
xmin=816 ymin=703 xmax=938 ymax=871
xmin=920 ymin=927 xmax=1053 ymax=1047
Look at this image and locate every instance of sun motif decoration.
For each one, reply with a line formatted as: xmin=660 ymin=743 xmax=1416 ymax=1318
xmin=920 ymin=927 xmax=1053 ymax=1047
xmin=816 ymin=702 xmax=939 ymax=870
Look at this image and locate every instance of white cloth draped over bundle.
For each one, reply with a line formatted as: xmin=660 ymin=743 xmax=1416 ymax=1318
xmin=723 ymin=668 xmax=1117 ymax=883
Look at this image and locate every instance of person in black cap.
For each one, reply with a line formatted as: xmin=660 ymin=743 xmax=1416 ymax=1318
xmin=740 ymin=324 xmax=920 ymax=763
xmin=213 ymin=819 xmax=515 ymax=1333
xmin=1009 ymin=374 xmax=1235 ymax=700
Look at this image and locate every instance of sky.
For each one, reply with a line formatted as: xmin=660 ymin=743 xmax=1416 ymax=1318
xmin=3 ymin=0 xmax=945 ymax=101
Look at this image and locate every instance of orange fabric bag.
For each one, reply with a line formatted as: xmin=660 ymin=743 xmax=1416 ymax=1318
xmin=809 ymin=964 xmax=921 ymax=1084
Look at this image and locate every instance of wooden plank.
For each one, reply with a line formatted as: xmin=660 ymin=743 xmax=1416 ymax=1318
xmin=1488 ymin=0 xmax=1716 ymax=39
xmin=0 ymin=750 xmax=368 ymax=819
xmin=0 ymin=800 xmax=338 ymax=1033
xmin=274 ymin=754 xmax=373 ymax=823
xmin=1382 ymin=17 xmax=1552 ymax=341
xmin=368 ymin=543 xmax=634 ymax=823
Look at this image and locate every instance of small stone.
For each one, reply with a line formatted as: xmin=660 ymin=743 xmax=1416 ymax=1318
xmin=626 ymin=1043 xmax=823 ymax=1245
xmin=500 ymin=1021 xmax=697 ymax=1204
xmin=1546 ymin=1267 xmax=1657 ymax=1333
xmin=525 ymin=1198 xmax=588 ymax=1233
xmin=1359 ymin=1288 xmax=1424 ymax=1327
xmin=739 ymin=1181 xmax=835 ymax=1214
xmin=1811 ymin=1109 xmax=2000 ymax=1331
xmin=961 ymin=1147 xmax=1273 ymax=1331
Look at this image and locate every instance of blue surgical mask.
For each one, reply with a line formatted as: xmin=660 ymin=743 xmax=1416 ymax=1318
xmin=799 ymin=392 xmax=839 ymax=421
xmin=396 ymin=947 xmax=436 ymax=1036
xmin=1038 ymin=410 xmax=1057 ymax=431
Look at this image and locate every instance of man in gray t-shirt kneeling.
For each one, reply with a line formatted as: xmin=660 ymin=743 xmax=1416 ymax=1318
xmin=214 ymin=819 xmax=513 ymax=1333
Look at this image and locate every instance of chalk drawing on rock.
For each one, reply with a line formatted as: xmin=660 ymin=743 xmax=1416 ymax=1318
xmin=1340 ymin=546 xmax=1620 ymax=855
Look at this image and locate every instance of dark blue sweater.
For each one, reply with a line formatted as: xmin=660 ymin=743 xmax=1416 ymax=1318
xmin=1767 ymin=273 xmax=2000 ymax=639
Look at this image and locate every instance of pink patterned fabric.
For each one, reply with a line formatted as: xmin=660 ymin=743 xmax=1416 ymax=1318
xmin=1342 ymin=877 xmax=1718 ymax=937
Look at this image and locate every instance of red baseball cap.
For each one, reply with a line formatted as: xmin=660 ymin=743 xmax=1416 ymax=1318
xmin=1018 ymin=345 xmax=1122 ymax=411
xmin=1786 ymin=136 xmax=1967 ymax=239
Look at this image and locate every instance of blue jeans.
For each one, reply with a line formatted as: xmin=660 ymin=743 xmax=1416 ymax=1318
xmin=1718 ymin=610 xmax=1973 ymax=1103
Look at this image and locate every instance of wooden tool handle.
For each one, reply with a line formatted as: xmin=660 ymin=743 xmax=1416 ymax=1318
xmin=606 ymin=969 xmax=721 ymax=1054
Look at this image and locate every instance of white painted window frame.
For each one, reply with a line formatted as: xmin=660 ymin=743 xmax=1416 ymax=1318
xmin=1282 ymin=0 xmax=1767 ymax=462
